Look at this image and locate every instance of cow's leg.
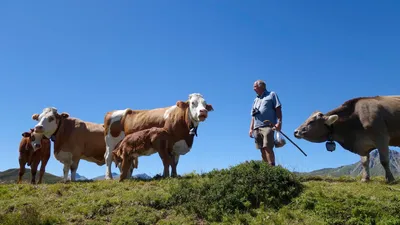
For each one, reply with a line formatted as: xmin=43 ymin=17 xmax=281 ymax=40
xmin=171 ymin=154 xmax=179 ymax=177
xmin=70 ymin=158 xmax=80 ymax=182
xmin=158 ymin=148 xmax=171 ymax=178
xmin=62 ymin=163 xmax=71 ymax=182
xmin=18 ymin=157 xmax=26 ymax=184
xmin=377 ymin=144 xmax=395 ymax=183
xmin=360 ymin=154 xmax=370 ymax=182
xmin=30 ymin=158 xmax=40 ymax=184
xmin=38 ymin=152 xmax=50 ymax=184
xmin=105 ymin=134 xmax=124 ymax=180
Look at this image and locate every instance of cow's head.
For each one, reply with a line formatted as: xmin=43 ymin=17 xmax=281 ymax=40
xmin=176 ymin=93 xmax=214 ymax=124
xmin=22 ymin=129 xmax=43 ymax=151
xmin=294 ymin=111 xmax=339 ymax=143
xmin=31 ymin=107 xmax=69 ymax=138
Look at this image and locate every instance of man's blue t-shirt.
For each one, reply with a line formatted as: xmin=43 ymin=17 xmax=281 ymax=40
xmin=251 ymin=90 xmax=282 ymax=129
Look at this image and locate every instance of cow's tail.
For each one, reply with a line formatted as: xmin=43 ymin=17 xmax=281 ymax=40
xmin=120 ymin=108 xmax=133 ymax=130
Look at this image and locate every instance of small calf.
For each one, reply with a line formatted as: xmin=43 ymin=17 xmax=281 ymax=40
xmin=18 ymin=129 xmax=51 ymax=184
xmin=112 ymin=127 xmax=170 ymax=182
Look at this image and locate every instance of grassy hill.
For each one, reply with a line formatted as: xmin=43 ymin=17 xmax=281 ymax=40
xmin=0 ymin=168 xmax=62 ymax=184
xmin=0 ymin=161 xmax=400 ymax=225
xmin=302 ymin=149 xmax=400 ymax=177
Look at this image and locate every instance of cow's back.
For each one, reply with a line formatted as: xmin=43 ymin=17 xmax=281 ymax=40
xmin=354 ymin=96 xmax=400 ymax=135
xmin=123 ymin=107 xmax=169 ymax=135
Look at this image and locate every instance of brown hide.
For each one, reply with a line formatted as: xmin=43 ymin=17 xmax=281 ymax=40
xmin=18 ymin=130 xmax=51 ymax=184
xmin=53 ymin=116 xmax=106 ymax=165
xmin=104 ymin=107 xmax=169 ymax=139
xmin=163 ymin=101 xmax=195 ymax=148
xmin=295 ymin=95 xmax=400 ymax=183
xmin=112 ymin=127 xmax=169 ymax=181
xmin=324 ymin=96 xmax=400 ymax=151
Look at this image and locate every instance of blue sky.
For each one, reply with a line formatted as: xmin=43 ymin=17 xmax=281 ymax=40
xmin=1 ymin=0 xmax=399 ymax=179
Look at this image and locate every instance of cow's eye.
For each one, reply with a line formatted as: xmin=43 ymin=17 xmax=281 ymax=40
xmin=48 ymin=116 xmax=54 ymax=122
xmin=31 ymin=136 xmax=35 ymax=141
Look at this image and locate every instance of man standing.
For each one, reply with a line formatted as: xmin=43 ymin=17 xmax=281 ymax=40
xmin=249 ymin=80 xmax=282 ymax=166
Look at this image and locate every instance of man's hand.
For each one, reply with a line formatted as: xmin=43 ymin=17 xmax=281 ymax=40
xmin=249 ymin=129 xmax=253 ymax=138
xmin=272 ymin=122 xmax=282 ymax=131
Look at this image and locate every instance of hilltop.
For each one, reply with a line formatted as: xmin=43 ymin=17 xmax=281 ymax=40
xmin=0 ymin=161 xmax=399 ymax=225
xmin=0 ymin=168 xmax=62 ymax=184
xmin=302 ymin=149 xmax=400 ymax=177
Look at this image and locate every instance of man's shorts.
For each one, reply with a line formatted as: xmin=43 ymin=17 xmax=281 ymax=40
xmin=253 ymin=126 xmax=275 ymax=150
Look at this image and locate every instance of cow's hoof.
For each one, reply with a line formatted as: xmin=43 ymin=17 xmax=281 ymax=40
xmin=361 ymin=177 xmax=370 ymax=182
xmin=386 ymin=177 xmax=395 ymax=184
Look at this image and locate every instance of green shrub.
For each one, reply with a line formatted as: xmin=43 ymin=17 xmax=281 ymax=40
xmin=169 ymin=160 xmax=304 ymax=222
xmin=0 ymin=204 xmax=63 ymax=225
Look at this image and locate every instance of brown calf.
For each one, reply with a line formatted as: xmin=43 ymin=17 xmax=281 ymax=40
xmin=103 ymin=93 xmax=214 ymax=180
xmin=112 ymin=127 xmax=170 ymax=181
xmin=18 ymin=129 xmax=51 ymax=184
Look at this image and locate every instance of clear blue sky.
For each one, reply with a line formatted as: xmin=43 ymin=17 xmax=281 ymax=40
xmin=1 ymin=0 xmax=399 ymax=179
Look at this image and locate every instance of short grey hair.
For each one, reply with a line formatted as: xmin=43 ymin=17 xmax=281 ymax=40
xmin=255 ymin=80 xmax=266 ymax=90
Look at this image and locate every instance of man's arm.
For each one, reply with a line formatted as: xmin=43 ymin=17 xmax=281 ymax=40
xmin=276 ymin=106 xmax=282 ymax=124
xmin=272 ymin=92 xmax=282 ymax=130
xmin=249 ymin=116 xmax=254 ymax=130
xmin=249 ymin=99 xmax=256 ymax=137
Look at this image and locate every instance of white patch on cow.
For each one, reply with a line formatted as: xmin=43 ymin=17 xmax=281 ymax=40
xmin=141 ymin=147 xmax=158 ymax=156
xmin=188 ymin=93 xmax=209 ymax=125
xmin=163 ymin=105 xmax=177 ymax=119
xmin=31 ymin=132 xmax=43 ymax=151
xmin=104 ymin=109 xmax=130 ymax=180
xmin=55 ymin=150 xmax=73 ymax=164
xmin=34 ymin=107 xmax=59 ymax=138
xmin=55 ymin=150 xmax=73 ymax=182
xmin=172 ymin=140 xmax=191 ymax=155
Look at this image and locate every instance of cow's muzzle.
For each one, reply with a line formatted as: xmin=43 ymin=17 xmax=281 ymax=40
xmin=34 ymin=125 xmax=44 ymax=133
xmin=294 ymin=130 xmax=303 ymax=139
xmin=198 ymin=109 xmax=208 ymax=121
xmin=33 ymin=143 xmax=41 ymax=151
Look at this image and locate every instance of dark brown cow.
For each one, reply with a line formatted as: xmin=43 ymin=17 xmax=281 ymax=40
xmin=103 ymin=93 xmax=214 ymax=180
xmin=112 ymin=127 xmax=170 ymax=181
xmin=18 ymin=129 xmax=51 ymax=184
xmin=294 ymin=96 xmax=400 ymax=183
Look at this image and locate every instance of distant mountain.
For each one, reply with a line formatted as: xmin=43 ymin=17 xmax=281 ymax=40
xmin=68 ymin=173 xmax=88 ymax=181
xmin=0 ymin=168 xmax=62 ymax=184
xmin=302 ymin=149 xmax=400 ymax=177
xmin=92 ymin=172 xmax=152 ymax=180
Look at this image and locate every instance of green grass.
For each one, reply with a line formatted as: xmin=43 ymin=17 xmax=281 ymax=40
xmin=1 ymin=161 xmax=400 ymax=225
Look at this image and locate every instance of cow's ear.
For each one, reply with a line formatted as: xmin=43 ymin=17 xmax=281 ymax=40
xmin=176 ymin=101 xmax=189 ymax=109
xmin=32 ymin=114 xmax=39 ymax=121
xmin=206 ymin=104 xmax=214 ymax=111
xmin=60 ymin=112 xmax=69 ymax=118
xmin=22 ymin=132 xmax=30 ymax=138
xmin=325 ymin=115 xmax=338 ymax=126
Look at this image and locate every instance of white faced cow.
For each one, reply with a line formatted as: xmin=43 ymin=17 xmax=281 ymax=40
xmin=103 ymin=93 xmax=214 ymax=180
xmin=32 ymin=107 xmax=106 ymax=182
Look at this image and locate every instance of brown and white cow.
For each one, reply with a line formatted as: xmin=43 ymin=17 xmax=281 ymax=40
xmin=112 ymin=127 xmax=170 ymax=182
xmin=104 ymin=93 xmax=214 ymax=180
xmin=294 ymin=96 xmax=400 ymax=183
xmin=18 ymin=129 xmax=51 ymax=184
xmin=31 ymin=107 xmax=106 ymax=182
